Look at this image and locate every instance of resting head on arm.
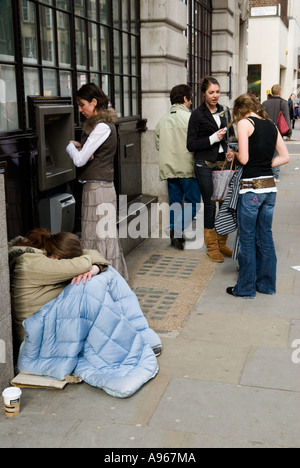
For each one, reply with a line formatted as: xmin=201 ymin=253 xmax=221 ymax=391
xmin=45 ymin=231 xmax=101 ymax=284
xmin=17 ymin=228 xmax=84 ymax=259
xmin=16 ymin=228 xmax=101 ymax=284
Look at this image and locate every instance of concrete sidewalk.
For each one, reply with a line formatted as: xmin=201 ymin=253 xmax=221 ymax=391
xmin=1 ymin=125 xmax=300 ymax=449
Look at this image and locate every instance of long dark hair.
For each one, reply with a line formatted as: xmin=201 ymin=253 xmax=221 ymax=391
xmin=76 ymin=83 xmax=109 ymax=111
xmin=16 ymin=228 xmax=83 ymax=259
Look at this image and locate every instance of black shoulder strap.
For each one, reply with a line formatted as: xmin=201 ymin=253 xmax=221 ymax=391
xmin=246 ymin=117 xmax=255 ymax=127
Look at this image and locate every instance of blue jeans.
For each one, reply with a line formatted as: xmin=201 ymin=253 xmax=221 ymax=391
xmin=167 ymin=178 xmax=201 ymax=235
xmin=234 ymin=192 xmax=277 ymax=298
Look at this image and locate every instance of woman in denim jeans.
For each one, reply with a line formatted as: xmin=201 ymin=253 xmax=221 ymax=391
xmin=227 ymin=94 xmax=290 ymax=298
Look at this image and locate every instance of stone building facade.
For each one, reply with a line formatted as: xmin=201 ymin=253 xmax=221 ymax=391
xmin=141 ymin=0 xmax=249 ymax=201
xmin=248 ymin=0 xmax=300 ymax=101
xmin=0 ymin=173 xmax=14 ymax=389
xmin=0 ymin=0 xmax=249 ymax=388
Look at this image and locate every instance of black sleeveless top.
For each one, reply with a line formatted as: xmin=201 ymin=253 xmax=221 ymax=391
xmin=242 ymin=117 xmax=278 ymax=179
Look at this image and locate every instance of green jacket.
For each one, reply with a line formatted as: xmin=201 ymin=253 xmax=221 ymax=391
xmin=9 ymin=242 xmax=110 ymax=343
xmin=155 ymin=104 xmax=195 ymax=180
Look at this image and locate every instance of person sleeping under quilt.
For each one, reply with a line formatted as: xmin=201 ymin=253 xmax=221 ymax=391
xmin=9 ymin=229 xmax=162 ymax=398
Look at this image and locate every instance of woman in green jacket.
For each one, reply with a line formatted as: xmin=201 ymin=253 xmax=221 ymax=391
xmin=9 ymin=228 xmax=110 ymax=344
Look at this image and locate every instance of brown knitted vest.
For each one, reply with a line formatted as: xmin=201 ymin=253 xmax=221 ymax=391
xmin=78 ymin=108 xmax=118 ymax=182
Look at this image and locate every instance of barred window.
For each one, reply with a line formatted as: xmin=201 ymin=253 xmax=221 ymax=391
xmin=184 ymin=0 xmax=212 ymax=107
xmin=0 ymin=0 xmax=141 ymax=132
xmin=0 ymin=0 xmax=18 ymax=131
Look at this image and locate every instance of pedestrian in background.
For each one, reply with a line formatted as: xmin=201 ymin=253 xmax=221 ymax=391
xmin=66 ymin=83 xmax=128 ymax=280
xmin=187 ymin=76 xmax=234 ymax=263
xmin=288 ymin=93 xmax=296 ymax=130
xmin=262 ymin=84 xmax=292 ymax=181
xmin=155 ymin=84 xmax=201 ymax=250
xmin=227 ymin=93 xmax=290 ymax=298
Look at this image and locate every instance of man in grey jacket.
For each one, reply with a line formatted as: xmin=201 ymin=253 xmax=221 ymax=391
xmin=155 ymin=84 xmax=201 ymax=250
xmin=262 ymin=84 xmax=292 ymax=181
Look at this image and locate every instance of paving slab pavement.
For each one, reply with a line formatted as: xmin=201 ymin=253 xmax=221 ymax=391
xmin=1 ymin=124 xmax=300 ymax=449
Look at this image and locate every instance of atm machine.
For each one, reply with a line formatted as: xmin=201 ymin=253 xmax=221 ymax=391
xmin=28 ymin=96 xmax=76 ymax=233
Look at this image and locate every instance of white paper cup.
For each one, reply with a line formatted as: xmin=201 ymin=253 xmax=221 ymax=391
xmin=2 ymin=387 xmax=22 ymax=418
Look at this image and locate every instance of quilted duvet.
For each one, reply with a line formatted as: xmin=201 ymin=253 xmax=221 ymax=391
xmin=17 ymin=267 xmax=161 ymax=398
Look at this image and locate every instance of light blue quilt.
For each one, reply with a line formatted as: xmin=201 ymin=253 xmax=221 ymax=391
xmin=18 ymin=267 xmax=161 ymax=398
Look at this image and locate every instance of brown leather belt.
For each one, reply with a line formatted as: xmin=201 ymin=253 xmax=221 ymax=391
xmin=241 ymin=177 xmax=276 ymax=190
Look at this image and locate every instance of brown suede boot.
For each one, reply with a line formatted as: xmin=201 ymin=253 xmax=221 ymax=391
xmin=204 ymin=229 xmax=224 ymax=263
xmin=218 ymin=234 xmax=233 ymax=257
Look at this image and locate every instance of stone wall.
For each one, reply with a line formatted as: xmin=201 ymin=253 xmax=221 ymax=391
xmin=211 ymin=0 xmax=249 ymax=102
xmin=140 ymin=0 xmax=249 ymax=202
xmin=140 ymin=0 xmax=188 ymax=202
xmin=0 ymin=173 xmax=14 ymax=390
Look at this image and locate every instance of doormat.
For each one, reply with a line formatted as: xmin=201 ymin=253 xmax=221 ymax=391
xmin=128 ymin=250 xmax=215 ymax=332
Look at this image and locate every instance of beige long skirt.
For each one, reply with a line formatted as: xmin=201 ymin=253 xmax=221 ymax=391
xmin=81 ymin=182 xmax=129 ymax=281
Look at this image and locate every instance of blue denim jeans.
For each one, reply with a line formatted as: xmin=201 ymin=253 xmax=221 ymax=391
xmin=233 ymin=191 xmax=277 ymax=298
xmin=167 ymin=178 xmax=201 ymax=235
